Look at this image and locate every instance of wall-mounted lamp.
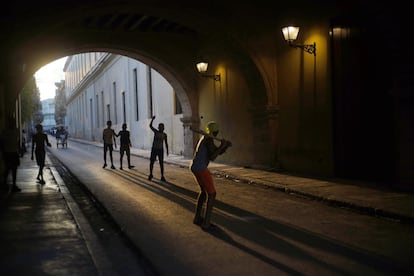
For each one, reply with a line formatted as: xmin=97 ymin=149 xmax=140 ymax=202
xmin=282 ymin=26 xmax=316 ymax=56
xmin=196 ymin=61 xmax=220 ymax=81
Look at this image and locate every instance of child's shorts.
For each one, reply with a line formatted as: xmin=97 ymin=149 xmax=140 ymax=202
xmin=193 ymin=169 xmax=216 ymax=194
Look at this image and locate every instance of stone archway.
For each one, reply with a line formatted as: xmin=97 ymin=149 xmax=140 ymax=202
xmin=5 ymin=1 xmax=278 ymax=167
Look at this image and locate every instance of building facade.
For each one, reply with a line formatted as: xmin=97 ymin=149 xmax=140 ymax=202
xmin=64 ymin=53 xmax=184 ymax=155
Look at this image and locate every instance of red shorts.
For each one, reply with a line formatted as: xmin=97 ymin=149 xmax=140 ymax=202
xmin=193 ymin=169 xmax=216 ymax=194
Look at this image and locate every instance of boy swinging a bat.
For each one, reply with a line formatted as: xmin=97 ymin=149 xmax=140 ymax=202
xmin=190 ymin=121 xmax=232 ymax=230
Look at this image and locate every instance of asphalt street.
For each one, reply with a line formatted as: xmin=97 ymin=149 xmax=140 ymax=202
xmin=51 ymin=138 xmax=414 ymax=275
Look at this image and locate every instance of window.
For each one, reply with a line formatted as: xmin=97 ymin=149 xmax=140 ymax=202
xmin=90 ymin=98 xmax=93 ymax=138
xmin=101 ymin=91 xmax=104 ymax=126
xmin=174 ymin=91 xmax=183 ymax=114
xmin=122 ymin=91 xmax=126 ymax=123
xmin=113 ymin=81 xmax=117 ymax=124
xmin=147 ymin=66 xmax=153 ymax=118
xmin=133 ymin=68 xmax=139 ymax=121
xmin=96 ymin=94 xmax=99 ymax=127
xmin=84 ymin=93 xmax=87 ymax=117
xmin=107 ymin=104 xmax=111 ymax=121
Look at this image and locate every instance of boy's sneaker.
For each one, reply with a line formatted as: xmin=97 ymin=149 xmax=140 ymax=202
xmin=111 ymin=165 xmax=116 ymax=169
xmin=148 ymin=174 xmax=153 ymax=181
xmin=11 ymin=186 xmax=21 ymax=192
xmin=128 ymin=165 xmax=135 ymax=169
xmin=161 ymin=176 xmax=166 ymax=182
xmin=193 ymin=217 xmax=204 ymax=226
xmin=201 ymin=223 xmax=217 ymax=231
xmin=103 ymin=163 xmax=107 ymax=168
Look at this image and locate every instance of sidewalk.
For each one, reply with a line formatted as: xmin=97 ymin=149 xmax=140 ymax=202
xmin=0 ymin=152 xmax=99 ymax=275
xmin=75 ymin=137 xmax=414 ymax=224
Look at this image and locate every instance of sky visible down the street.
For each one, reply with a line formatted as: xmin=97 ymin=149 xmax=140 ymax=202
xmin=34 ymin=57 xmax=67 ymax=101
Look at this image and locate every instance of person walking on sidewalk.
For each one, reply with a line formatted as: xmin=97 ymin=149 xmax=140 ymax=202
xmin=148 ymin=116 xmax=168 ymax=181
xmin=102 ymin=120 xmax=117 ymax=169
xmin=116 ymin=123 xmax=134 ymax=170
xmin=31 ymin=124 xmax=51 ymax=185
xmin=190 ymin=121 xmax=231 ymax=230
xmin=0 ymin=117 xmax=22 ymax=192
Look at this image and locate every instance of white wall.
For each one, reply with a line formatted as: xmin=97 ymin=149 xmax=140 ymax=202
xmin=65 ymin=54 xmax=184 ymax=155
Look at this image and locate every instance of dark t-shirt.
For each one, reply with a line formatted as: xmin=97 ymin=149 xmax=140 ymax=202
xmin=117 ymin=130 xmax=131 ymax=146
xmin=152 ymin=131 xmax=167 ymax=150
xmin=32 ymin=133 xmax=49 ymax=152
xmin=190 ymin=136 xmax=218 ymax=173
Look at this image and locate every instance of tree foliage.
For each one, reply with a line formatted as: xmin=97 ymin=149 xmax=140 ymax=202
xmin=21 ymin=76 xmax=42 ymax=125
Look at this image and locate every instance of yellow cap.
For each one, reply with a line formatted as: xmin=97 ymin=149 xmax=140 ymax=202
xmin=206 ymin=121 xmax=219 ymax=135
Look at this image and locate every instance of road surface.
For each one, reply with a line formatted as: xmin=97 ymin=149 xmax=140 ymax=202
xmin=47 ymin=138 xmax=414 ymax=275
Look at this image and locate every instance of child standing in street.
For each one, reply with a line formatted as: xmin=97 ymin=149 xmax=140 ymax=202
xmin=31 ymin=124 xmax=52 ymax=185
xmin=148 ymin=116 xmax=169 ymax=181
xmin=190 ymin=121 xmax=231 ymax=230
xmin=116 ymin=123 xmax=134 ymax=170
xmin=102 ymin=120 xmax=117 ymax=169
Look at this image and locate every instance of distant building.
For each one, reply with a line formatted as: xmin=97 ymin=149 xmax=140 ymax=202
xmin=41 ymin=98 xmax=56 ymax=132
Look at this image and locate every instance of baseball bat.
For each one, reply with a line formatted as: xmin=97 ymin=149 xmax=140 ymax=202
xmin=189 ymin=126 xmax=232 ymax=145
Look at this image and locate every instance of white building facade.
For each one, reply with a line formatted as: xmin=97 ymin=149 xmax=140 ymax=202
xmin=64 ymin=53 xmax=184 ymax=155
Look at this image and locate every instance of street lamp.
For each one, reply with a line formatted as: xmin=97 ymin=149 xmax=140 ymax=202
xmin=282 ymin=26 xmax=316 ymax=56
xmin=196 ymin=60 xmax=220 ymax=81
